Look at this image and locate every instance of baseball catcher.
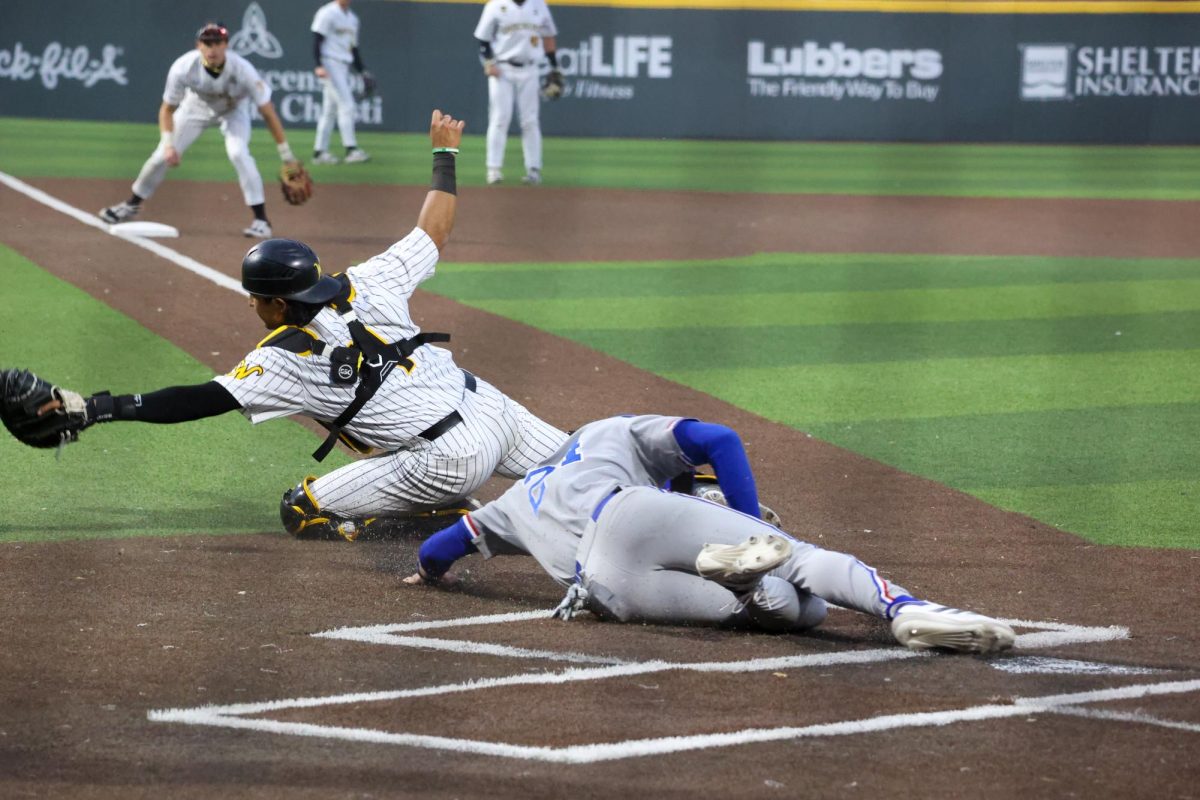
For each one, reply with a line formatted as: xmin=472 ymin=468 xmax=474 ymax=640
xmin=5 ymin=110 xmax=568 ymax=544
xmin=279 ymin=161 xmax=314 ymax=206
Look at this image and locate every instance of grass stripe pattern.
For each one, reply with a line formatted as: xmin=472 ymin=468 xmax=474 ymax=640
xmin=3 ymin=117 xmax=1200 ymax=198
xmin=426 ymin=252 xmax=1200 ymax=549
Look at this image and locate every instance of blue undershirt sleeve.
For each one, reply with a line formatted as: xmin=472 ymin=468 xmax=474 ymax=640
xmin=418 ymin=517 xmax=478 ymax=578
xmin=672 ymin=419 xmax=761 ymax=517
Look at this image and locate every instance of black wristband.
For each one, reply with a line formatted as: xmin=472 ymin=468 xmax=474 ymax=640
xmin=85 ymin=392 xmax=139 ymax=423
xmin=546 ymin=50 xmax=558 ymax=68
xmin=431 ymin=151 xmax=457 ymax=195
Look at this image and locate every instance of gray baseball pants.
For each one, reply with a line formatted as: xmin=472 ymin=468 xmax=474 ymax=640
xmin=576 ymin=487 xmax=910 ymax=631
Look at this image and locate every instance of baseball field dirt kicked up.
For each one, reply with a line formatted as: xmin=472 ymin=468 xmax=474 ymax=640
xmin=1 ymin=177 xmax=1198 ymax=798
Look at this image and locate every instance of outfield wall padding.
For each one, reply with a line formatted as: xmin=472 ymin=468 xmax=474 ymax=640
xmin=1 ymin=0 xmax=1197 ymax=142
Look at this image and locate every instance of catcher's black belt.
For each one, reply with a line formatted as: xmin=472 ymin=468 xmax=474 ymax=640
xmin=418 ymin=370 xmax=477 ymax=441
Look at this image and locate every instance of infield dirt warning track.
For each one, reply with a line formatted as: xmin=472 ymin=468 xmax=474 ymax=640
xmin=1 ymin=175 xmax=1198 ymax=798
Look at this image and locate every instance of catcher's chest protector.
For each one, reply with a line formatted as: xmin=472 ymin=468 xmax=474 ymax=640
xmin=260 ymin=275 xmax=450 ymax=461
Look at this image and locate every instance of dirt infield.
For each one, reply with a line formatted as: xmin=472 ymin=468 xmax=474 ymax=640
xmin=2 ymin=177 xmax=1198 ymax=798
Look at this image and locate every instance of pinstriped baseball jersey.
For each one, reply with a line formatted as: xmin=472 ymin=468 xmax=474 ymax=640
xmin=214 ymin=228 xmax=467 ymax=450
xmin=164 ymin=50 xmax=270 ymax=118
xmin=215 ymin=227 xmax=567 ymax=518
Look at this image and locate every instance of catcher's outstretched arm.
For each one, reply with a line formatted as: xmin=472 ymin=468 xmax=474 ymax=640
xmin=87 ymin=381 xmax=241 ymax=424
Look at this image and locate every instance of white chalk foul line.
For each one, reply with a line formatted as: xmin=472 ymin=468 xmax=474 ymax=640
xmin=150 ymin=647 xmax=921 ymax=718
xmin=1046 ymin=705 xmax=1200 ymax=733
xmin=149 ymin=678 xmax=1200 ymax=764
xmin=0 ymin=170 xmax=245 ymax=295
xmin=315 ymin=610 xmax=1128 ymax=663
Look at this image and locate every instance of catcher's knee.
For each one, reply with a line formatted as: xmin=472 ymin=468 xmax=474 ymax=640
xmin=279 ymin=476 xmax=367 ymax=542
xmin=280 ymin=476 xmax=328 ymax=537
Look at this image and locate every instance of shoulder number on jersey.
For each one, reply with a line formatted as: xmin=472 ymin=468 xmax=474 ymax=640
xmin=524 ymin=439 xmax=583 ymax=515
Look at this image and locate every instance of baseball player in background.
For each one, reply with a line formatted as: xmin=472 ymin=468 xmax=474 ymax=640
xmin=406 ymin=414 xmax=1017 ymax=655
xmin=64 ymin=111 xmax=567 ymax=540
xmin=311 ymin=0 xmax=373 ymax=165
xmin=474 ymin=0 xmax=561 ymax=185
xmin=98 ymin=23 xmax=299 ymax=239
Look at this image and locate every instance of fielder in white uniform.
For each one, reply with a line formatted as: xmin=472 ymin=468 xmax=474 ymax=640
xmin=474 ymin=0 xmax=559 ymax=185
xmin=407 ymin=414 xmax=1017 ymax=655
xmin=98 ymin=23 xmax=301 ymax=239
xmin=311 ymin=0 xmax=371 ymax=164
xmin=74 ymin=112 xmax=568 ymax=540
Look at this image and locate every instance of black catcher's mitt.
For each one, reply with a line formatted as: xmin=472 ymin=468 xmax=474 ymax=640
xmin=0 ymin=368 xmax=91 ymax=449
xmin=542 ymin=68 xmax=564 ymax=100
xmin=354 ymin=70 xmax=377 ymax=101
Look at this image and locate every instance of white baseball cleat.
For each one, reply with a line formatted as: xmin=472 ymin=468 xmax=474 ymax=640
xmin=890 ymin=601 xmax=1015 ymax=655
xmin=98 ymin=202 xmax=139 ymax=224
xmin=312 ymin=151 xmax=340 ymax=165
xmin=242 ymin=219 xmax=272 ymax=239
xmin=486 ymin=169 xmax=503 ymax=185
xmin=343 ymin=148 xmax=371 ymax=163
xmin=695 ymin=533 xmax=793 ymax=590
xmin=521 ymin=168 xmax=542 ymax=185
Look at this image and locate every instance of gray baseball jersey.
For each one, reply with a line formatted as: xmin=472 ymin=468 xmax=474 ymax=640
xmin=470 ymin=415 xmax=689 ymax=584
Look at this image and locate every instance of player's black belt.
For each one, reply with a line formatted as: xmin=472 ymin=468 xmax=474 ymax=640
xmin=418 ymin=370 xmax=478 ymax=441
xmin=501 ymin=59 xmax=529 ymax=66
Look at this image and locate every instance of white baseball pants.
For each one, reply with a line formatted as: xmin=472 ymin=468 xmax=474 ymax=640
xmin=132 ymin=102 xmax=265 ymax=205
xmin=309 ymin=376 xmax=566 ymax=517
xmin=575 ymin=488 xmax=912 ymax=631
xmin=315 ymin=58 xmax=358 ymax=152
xmin=486 ymin=63 xmax=542 ymax=173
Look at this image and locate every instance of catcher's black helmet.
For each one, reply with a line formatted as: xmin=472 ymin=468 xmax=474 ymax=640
xmin=196 ymin=23 xmax=229 ymax=43
xmin=242 ymin=239 xmax=342 ymax=303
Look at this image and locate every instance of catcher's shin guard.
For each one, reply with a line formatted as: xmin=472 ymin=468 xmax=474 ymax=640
xmin=279 ymin=475 xmax=374 ymax=542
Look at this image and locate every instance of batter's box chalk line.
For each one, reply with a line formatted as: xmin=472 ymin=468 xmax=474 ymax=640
xmin=148 ymin=611 xmax=1198 ymax=763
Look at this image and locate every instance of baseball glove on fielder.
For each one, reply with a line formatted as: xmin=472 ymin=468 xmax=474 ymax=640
xmin=279 ymin=161 xmax=314 ymax=206
xmin=0 ymin=368 xmax=92 ymax=449
xmin=542 ymin=69 xmax=565 ymax=100
xmin=354 ymin=70 xmax=377 ymax=101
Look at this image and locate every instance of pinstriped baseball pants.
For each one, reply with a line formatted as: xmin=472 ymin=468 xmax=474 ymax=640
xmin=309 ymin=377 xmax=566 ymax=517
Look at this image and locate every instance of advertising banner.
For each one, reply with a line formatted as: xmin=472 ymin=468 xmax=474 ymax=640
xmin=1 ymin=0 xmax=1197 ymax=143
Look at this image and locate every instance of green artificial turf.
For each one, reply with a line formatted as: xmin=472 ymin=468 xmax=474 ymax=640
xmin=2 ymin=117 xmax=1200 ymax=198
xmin=426 ymin=252 xmax=1200 ymax=549
xmin=0 ymin=245 xmax=350 ymax=542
